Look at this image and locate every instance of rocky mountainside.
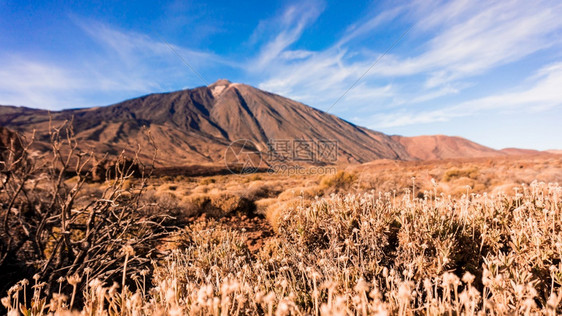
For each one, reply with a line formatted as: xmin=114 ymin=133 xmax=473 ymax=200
xmin=0 ymin=79 xmax=543 ymax=166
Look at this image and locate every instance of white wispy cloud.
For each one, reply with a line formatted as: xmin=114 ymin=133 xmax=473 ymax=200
xmin=375 ymin=1 xmax=562 ymax=80
xmin=336 ymin=4 xmax=406 ymax=48
xmin=255 ymin=0 xmax=562 ymax=114
xmin=369 ymin=61 xmax=562 ymax=128
xmin=75 ymin=19 xmax=234 ymax=70
xmin=0 ymin=19 xmax=233 ymax=109
xmin=250 ymin=1 xmax=325 ymax=70
xmin=0 ymin=56 xmax=87 ymax=108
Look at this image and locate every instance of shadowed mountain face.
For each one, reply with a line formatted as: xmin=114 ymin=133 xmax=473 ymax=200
xmin=0 ymin=79 xmax=535 ymax=166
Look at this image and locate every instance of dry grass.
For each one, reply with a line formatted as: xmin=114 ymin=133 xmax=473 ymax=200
xmin=319 ymin=170 xmax=357 ymax=193
xmin=3 ymin=152 xmax=562 ymax=315
xmin=351 ymin=155 xmax=562 ymax=197
xmin=5 ymin=177 xmax=562 ymax=315
xmin=442 ymin=166 xmax=480 ymax=182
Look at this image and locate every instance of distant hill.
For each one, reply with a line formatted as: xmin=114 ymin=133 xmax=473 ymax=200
xmin=392 ymin=135 xmax=502 ymax=160
xmin=500 ymin=148 xmax=544 ymax=156
xmin=0 ymin=79 xmax=544 ymax=166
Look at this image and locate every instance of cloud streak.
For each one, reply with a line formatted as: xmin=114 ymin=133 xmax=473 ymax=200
xmin=369 ymin=61 xmax=562 ymax=128
xmin=255 ymin=0 xmax=562 ymax=115
xmin=0 ymin=19 xmax=235 ymax=108
xmin=250 ymin=1 xmax=325 ymax=70
xmin=0 ymin=56 xmax=87 ymax=109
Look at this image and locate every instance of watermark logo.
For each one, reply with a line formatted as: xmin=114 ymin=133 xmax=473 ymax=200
xmin=224 ymin=139 xmax=263 ymax=174
xmin=267 ymin=139 xmax=338 ymax=163
xmin=266 ymin=139 xmax=339 ymax=175
xmin=225 ymin=139 xmax=338 ymax=175
xmin=267 ymin=164 xmax=337 ymax=175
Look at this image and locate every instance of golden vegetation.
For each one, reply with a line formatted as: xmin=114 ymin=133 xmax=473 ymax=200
xmin=4 ymin=180 xmax=562 ymax=315
xmin=2 ymin=126 xmax=562 ymax=315
xmin=442 ymin=167 xmax=480 ymax=182
xmin=319 ymin=170 xmax=357 ymax=192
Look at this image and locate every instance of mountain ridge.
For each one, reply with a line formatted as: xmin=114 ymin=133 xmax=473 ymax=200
xmin=0 ymin=79 xmax=548 ymax=166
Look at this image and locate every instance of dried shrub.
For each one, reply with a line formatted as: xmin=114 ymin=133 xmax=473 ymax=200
xmin=183 ymin=192 xmax=255 ymax=218
xmin=319 ymin=170 xmax=357 ymax=192
xmin=0 ymin=122 xmax=169 ymax=303
xmin=443 ymin=167 xmax=479 ymax=182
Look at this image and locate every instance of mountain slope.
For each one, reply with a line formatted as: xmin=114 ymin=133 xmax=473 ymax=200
xmin=0 ymin=80 xmax=410 ymax=166
xmin=500 ymin=148 xmax=543 ymax=156
xmin=392 ymin=135 xmax=503 ymax=160
xmin=0 ymin=79 xmax=538 ymax=166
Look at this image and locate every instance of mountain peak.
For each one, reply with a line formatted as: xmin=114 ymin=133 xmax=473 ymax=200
xmin=210 ymin=79 xmax=232 ymax=86
xmin=209 ymin=79 xmax=233 ymax=97
xmin=0 ymin=80 xmax=524 ymax=166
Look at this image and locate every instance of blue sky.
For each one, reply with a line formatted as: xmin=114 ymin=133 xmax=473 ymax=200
xmin=1 ymin=0 xmax=561 ymax=150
